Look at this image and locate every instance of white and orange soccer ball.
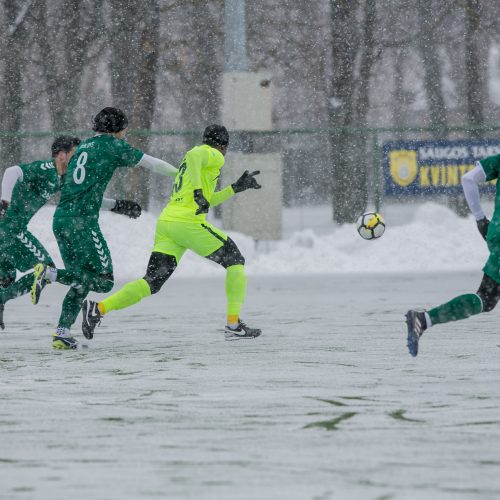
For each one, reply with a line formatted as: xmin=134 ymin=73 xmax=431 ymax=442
xmin=356 ymin=212 xmax=385 ymax=240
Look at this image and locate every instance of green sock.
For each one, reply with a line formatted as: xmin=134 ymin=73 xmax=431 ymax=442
xmin=100 ymin=278 xmax=151 ymax=313
xmin=226 ymin=264 xmax=247 ymax=318
xmin=428 ymin=293 xmax=483 ymax=326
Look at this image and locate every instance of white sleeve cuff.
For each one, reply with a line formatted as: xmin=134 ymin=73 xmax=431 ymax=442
xmin=101 ymin=197 xmax=116 ymax=211
xmin=461 ymin=164 xmax=486 ymax=220
xmin=1 ymin=165 xmax=23 ymax=202
xmin=138 ymin=154 xmax=177 ymax=177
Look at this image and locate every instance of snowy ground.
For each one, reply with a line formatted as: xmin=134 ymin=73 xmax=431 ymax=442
xmin=1 ymin=271 xmax=500 ymax=500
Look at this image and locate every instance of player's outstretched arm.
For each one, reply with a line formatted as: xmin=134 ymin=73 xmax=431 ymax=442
xmin=138 ymin=154 xmax=178 ymax=177
xmin=461 ymin=163 xmax=488 ymax=240
xmin=1 ymin=165 xmax=23 ymax=213
xmin=211 ymin=170 xmax=262 ymax=207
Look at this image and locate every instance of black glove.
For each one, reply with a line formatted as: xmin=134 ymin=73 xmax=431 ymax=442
xmin=0 ymin=200 xmax=9 ymax=219
xmin=111 ymin=199 xmax=142 ymax=219
xmin=194 ymin=189 xmax=210 ymax=215
xmin=477 ymin=217 xmax=490 ymax=241
xmin=231 ymin=170 xmax=262 ymax=193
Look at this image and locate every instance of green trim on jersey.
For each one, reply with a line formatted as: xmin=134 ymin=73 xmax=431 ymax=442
xmin=3 ymin=159 xmax=60 ymax=227
xmin=55 ymin=134 xmax=144 ymax=219
xmin=479 ymin=155 xmax=500 ymax=240
xmin=160 ymin=144 xmax=234 ymax=223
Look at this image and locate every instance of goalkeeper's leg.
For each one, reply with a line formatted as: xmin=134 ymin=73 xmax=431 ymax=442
xmin=205 ymin=237 xmax=260 ymax=340
xmin=82 ymin=252 xmax=178 ymax=339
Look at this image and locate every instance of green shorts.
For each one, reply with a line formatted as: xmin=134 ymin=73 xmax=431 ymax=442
xmin=152 ymin=219 xmax=227 ymax=264
xmin=53 ymin=217 xmax=113 ymax=276
xmin=483 ymin=237 xmax=500 ymax=283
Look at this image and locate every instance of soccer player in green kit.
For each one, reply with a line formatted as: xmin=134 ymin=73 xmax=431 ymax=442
xmin=406 ymin=153 xmax=500 ymax=356
xmin=81 ymin=124 xmax=262 ymax=341
xmin=0 ymin=136 xmax=80 ymax=330
xmin=33 ymin=107 xmax=178 ymax=349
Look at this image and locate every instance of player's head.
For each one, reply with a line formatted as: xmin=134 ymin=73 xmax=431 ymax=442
xmin=92 ymin=107 xmax=129 ymax=135
xmin=51 ymin=136 xmax=81 ymax=175
xmin=203 ymin=124 xmax=229 ymax=154
xmin=51 ymin=136 xmax=81 ymax=157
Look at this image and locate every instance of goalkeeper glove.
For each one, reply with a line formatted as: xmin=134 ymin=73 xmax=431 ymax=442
xmin=0 ymin=200 xmax=9 ymax=219
xmin=111 ymin=199 xmax=142 ymax=219
xmin=232 ymin=170 xmax=262 ymax=193
xmin=194 ymin=189 xmax=210 ymax=215
xmin=477 ymin=217 xmax=490 ymax=241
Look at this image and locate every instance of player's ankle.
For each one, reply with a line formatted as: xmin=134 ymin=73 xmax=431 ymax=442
xmin=227 ymin=314 xmax=239 ymax=328
xmin=97 ymin=302 xmax=106 ymax=315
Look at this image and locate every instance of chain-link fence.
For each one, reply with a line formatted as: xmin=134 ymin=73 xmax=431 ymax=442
xmin=3 ymin=124 xmax=500 ymax=217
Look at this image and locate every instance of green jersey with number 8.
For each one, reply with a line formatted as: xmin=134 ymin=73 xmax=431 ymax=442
xmin=55 ymin=134 xmax=144 ymax=219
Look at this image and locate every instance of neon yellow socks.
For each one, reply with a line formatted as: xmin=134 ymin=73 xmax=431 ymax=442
xmin=99 ymin=278 xmax=152 ymax=314
xmin=226 ymin=264 xmax=247 ymax=324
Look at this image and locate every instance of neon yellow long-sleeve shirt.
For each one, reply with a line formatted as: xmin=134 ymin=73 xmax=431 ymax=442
xmin=159 ymin=144 xmax=234 ymax=223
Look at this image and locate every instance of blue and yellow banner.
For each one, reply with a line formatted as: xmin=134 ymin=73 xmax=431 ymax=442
xmin=383 ymin=139 xmax=500 ymax=196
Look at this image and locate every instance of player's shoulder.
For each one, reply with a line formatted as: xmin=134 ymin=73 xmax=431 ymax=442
xmin=20 ymin=158 xmax=55 ymax=173
xmin=480 ymin=154 xmax=500 ymax=174
xmin=198 ymin=144 xmax=224 ymax=168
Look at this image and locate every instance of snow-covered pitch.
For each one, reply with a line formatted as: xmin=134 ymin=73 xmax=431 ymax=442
xmin=1 ymin=203 xmax=499 ymax=499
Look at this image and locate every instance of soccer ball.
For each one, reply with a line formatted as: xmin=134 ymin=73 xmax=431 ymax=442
xmin=356 ymin=212 xmax=385 ymax=240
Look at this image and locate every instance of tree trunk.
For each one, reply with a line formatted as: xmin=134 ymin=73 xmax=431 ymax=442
xmin=464 ymin=0 xmax=483 ymax=138
xmin=329 ymin=0 xmax=361 ymax=224
xmin=109 ymin=0 xmax=160 ymax=209
xmin=1 ymin=0 xmax=27 ymax=165
xmin=417 ymin=0 xmax=447 ymax=137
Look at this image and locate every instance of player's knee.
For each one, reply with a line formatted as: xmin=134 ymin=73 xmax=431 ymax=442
xmin=477 ymin=274 xmax=500 ymax=313
xmin=143 ymin=253 xmax=176 ymax=294
xmin=208 ymin=238 xmax=245 ymax=268
xmin=478 ymin=292 xmax=499 ymax=312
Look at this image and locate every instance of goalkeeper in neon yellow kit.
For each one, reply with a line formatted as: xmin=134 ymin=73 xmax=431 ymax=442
xmin=81 ymin=124 xmax=262 ymax=340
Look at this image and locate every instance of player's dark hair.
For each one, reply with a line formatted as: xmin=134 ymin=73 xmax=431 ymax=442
xmin=203 ymin=124 xmax=229 ymax=148
xmin=51 ymin=136 xmax=81 ymax=157
xmin=92 ymin=107 xmax=129 ymax=133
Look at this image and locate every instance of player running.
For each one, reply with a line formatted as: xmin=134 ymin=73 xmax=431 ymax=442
xmin=33 ymin=107 xmax=178 ymax=349
xmin=406 ymin=152 xmax=500 ymax=356
xmin=80 ymin=124 xmax=262 ymax=341
xmin=0 ymin=136 xmax=80 ymax=330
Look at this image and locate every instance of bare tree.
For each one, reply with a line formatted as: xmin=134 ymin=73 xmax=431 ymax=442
xmin=109 ymin=0 xmax=160 ymax=207
xmin=36 ymin=0 xmax=104 ymax=132
xmin=464 ymin=0 xmax=484 ymax=137
xmin=417 ymin=0 xmax=448 ymax=136
xmin=0 ymin=0 xmax=31 ymax=165
xmin=329 ymin=0 xmax=363 ymax=223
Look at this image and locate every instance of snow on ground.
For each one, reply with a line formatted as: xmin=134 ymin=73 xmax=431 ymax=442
xmin=28 ymin=202 xmax=489 ymax=281
xmin=1 ymin=273 xmax=500 ymax=500
xmin=3 ymin=203 xmax=500 ymax=499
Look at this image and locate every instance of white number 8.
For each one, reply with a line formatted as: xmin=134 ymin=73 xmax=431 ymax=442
xmin=73 ymin=152 xmax=88 ymax=184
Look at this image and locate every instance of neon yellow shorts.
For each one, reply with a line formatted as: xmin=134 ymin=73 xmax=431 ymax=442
xmin=152 ymin=219 xmax=228 ymax=263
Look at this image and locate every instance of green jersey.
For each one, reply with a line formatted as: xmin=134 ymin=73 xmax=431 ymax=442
xmin=480 ymin=155 xmax=500 ymax=240
xmin=55 ymin=134 xmax=144 ymax=219
xmin=160 ymin=144 xmax=234 ymax=223
xmin=3 ymin=159 xmax=61 ymax=228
